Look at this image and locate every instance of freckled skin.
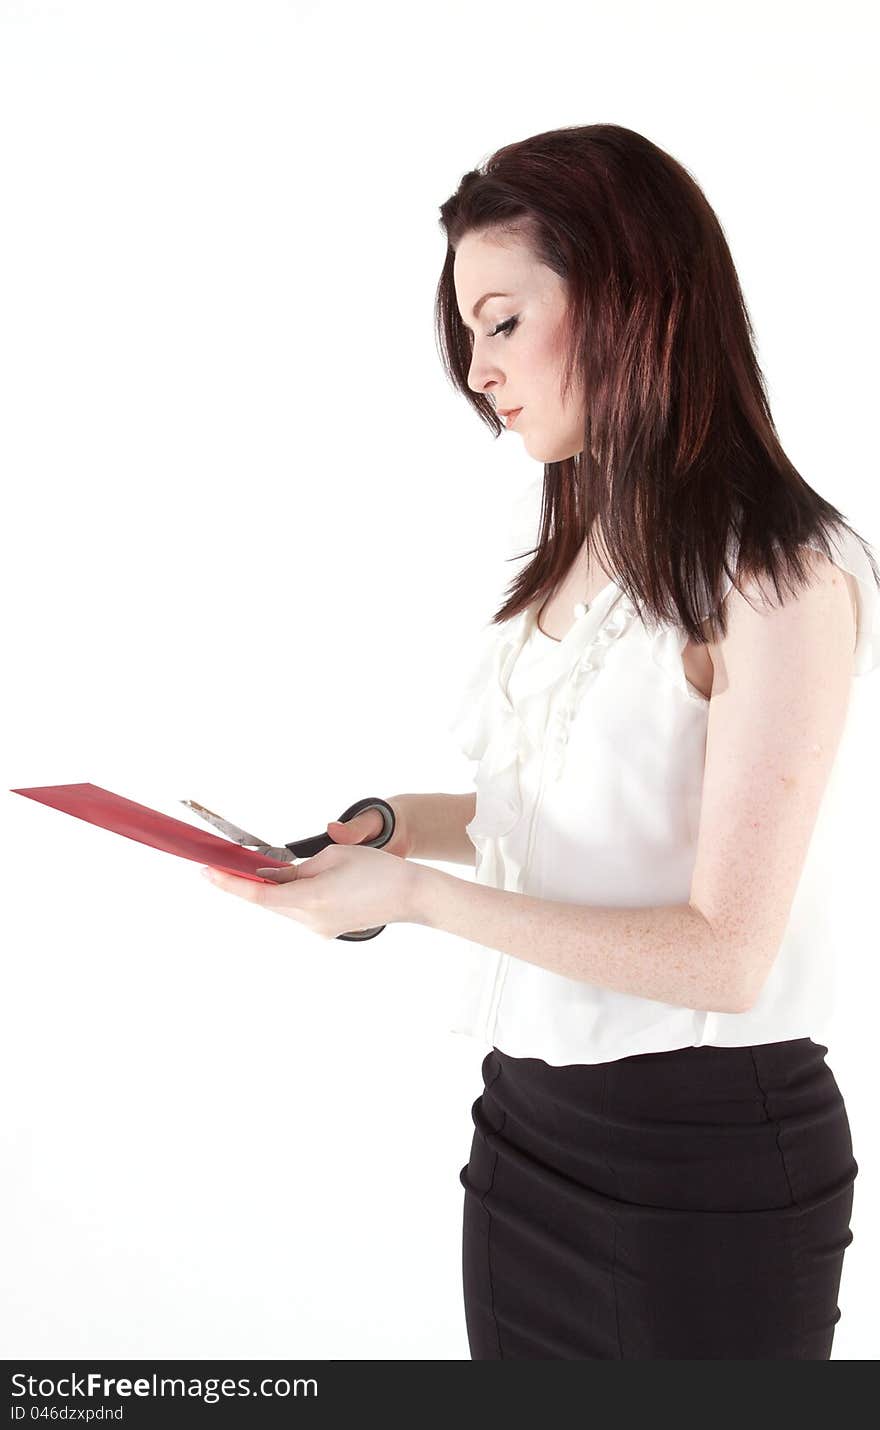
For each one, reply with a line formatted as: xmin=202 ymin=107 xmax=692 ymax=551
xmin=688 ymin=551 xmax=856 ymax=1007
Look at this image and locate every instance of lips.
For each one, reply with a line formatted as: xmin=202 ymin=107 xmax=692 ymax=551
xmin=501 ymin=407 xmax=523 ymax=428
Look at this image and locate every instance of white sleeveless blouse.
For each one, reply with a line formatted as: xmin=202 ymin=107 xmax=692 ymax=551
xmin=446 ymin=521 xmax=880 ymax=1066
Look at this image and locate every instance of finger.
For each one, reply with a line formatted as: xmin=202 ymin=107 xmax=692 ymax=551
xmin=254 ymin=863 xmax=300 ymax=881
xmin=327 ymin=810 xmax=382 ymax=844
xmin=202 ymin=867 xmax=270 ymax=902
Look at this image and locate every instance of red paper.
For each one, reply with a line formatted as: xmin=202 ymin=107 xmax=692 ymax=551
xmin=10 ymin=783 xmax=288 ymax=883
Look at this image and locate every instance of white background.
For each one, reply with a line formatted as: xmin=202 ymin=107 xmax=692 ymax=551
xmin=1 ymin=0 xmax=877 ymax=1361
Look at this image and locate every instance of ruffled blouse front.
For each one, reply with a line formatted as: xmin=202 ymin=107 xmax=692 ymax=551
xmin=448 ymin=583 xmax=640 ymax=892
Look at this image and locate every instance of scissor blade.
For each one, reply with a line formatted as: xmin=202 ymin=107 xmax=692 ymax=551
xmin=179 ymin=798 xmax=286 ymax=857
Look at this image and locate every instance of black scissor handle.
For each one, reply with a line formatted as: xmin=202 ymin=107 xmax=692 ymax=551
xmin=283 ymin=796 xmax=397 ymax=942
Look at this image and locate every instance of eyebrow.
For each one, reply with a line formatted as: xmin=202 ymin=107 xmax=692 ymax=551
xmin=469 ymin=291 xmax=510 ymax=321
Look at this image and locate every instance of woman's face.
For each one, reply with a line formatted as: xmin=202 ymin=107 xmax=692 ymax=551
xmin=453 ymin=229 xmax=587 ymax=462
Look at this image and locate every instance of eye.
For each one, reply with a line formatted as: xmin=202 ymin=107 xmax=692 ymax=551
xmin=462 ymin=315 xmax=518 ymax=350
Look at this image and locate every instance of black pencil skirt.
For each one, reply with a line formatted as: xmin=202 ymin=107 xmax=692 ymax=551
xmin=460 ymin=1038 xmax=857 ymax=1359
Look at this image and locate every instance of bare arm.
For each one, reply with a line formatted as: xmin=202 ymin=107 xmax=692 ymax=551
xmin=388 ymin=792 xmax=476 ymax=865
xmin=409 ymin=875 xmax=739 ymax=1011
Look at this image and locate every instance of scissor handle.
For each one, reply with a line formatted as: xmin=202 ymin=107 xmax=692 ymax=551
xmin=283 ymin=796 xmax=397 ymax=942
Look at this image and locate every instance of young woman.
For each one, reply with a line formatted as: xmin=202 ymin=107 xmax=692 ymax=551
xmin=206 ymin=123 xmax=879 ymax=1359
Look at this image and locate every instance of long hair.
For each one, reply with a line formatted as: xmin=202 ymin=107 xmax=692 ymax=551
xmin=435 ymin=123 xmax=879 ymax=644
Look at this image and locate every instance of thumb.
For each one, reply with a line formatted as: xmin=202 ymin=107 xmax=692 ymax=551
xmin=327 ymin=814 xmax=376 ymax=843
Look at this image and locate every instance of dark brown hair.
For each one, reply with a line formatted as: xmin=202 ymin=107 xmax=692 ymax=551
xmin=435 ymin=123 xmax=879 ymax=643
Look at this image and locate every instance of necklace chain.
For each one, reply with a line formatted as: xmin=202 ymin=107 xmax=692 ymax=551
xmin=573 ymin=560 xmax=593 ymax=620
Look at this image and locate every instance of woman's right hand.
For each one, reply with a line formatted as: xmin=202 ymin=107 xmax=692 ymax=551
xmin=326 ymin=795 xmax=416 ymax=860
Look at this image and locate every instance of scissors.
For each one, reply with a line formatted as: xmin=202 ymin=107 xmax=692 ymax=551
xmin=181 ymin=794 xmax=397 ymax=942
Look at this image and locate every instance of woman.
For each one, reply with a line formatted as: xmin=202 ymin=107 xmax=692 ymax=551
xmin=205 ymin=124 xmax=879 ymax=1359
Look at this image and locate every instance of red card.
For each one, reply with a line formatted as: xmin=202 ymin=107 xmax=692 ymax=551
xmin=9 ymin=783 xmax=288 ymax=882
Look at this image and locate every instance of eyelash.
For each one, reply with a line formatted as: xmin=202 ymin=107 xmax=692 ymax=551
xmin=466 ymin=315 xmax=518 ymax=345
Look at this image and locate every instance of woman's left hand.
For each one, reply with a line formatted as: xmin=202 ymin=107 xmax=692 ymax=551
xmin=200 ymin=841 xmax=422 ymax=939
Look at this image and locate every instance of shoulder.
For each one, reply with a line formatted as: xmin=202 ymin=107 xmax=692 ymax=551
xmin=704 ymin=547 xmax=857 ymax=676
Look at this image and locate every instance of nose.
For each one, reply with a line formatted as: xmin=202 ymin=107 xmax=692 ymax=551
xmin=467 ymin=368 xmax=495 ymax=399
xmin=466 ymin=343 xmax=504 ymax=399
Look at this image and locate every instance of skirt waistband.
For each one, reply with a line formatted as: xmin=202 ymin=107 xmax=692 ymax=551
xmin=475 ymin=1038 xmax=856 ymax=1219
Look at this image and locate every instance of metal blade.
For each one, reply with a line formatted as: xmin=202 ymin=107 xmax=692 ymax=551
xmin=180 ymin=798 xmax=294 ymax=862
